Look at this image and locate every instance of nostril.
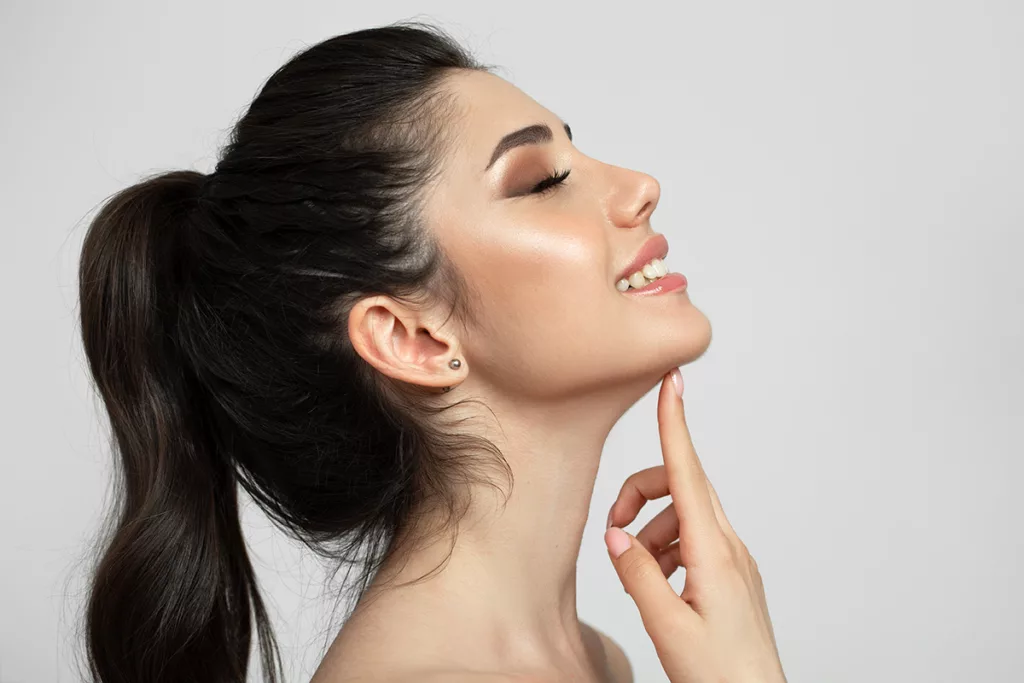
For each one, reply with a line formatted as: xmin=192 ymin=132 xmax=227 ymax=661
xmin=639 ymin=200 xmax=652 ymax=218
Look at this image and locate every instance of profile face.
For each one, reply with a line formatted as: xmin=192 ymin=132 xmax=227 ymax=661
xmin=424 ymin=70 xmax=712 ymax=402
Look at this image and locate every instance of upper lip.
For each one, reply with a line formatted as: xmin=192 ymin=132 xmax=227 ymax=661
xmin=615 ymin=233 xmax=669 ymax=283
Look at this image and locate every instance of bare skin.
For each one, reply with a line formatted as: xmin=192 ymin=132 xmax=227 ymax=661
xmin=311 ymin=69 xmax=713 ymax=682
xmin=604 ymin=370 xmax=786 ymax=683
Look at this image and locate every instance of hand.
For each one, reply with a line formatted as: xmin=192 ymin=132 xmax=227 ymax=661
xmin=604 ymin=368 xmax=787 ymax=683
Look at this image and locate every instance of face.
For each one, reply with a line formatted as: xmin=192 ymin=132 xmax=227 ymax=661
xmin=422 ymin=70 xmax=712 ymax=402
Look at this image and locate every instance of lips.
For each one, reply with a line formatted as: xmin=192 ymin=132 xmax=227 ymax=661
xmin=615 ymin=233 xmax=669 ymax=284
xmin=622 ymin=271 xmax=687 ymax=296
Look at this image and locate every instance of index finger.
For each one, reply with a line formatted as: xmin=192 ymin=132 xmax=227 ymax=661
xmin=657 ymin=369 xmax=721 ymax=555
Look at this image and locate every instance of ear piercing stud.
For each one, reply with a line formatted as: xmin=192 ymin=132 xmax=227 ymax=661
xmin=442 ymin=358 xmax=462 ymax=392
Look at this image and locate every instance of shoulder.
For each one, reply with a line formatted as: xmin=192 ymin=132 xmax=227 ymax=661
xmin=331 ymin=625 xmax=631 ymax=683
xmin=582 ymin=621 xmax=634 ymax=683
xmin=391 ymin=674 xmax=550 ymax=683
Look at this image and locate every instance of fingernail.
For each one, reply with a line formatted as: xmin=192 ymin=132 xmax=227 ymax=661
xmin=605 ymin=527 xmax=631 ymax=558
xmin=670 ymin=367 xmax=684 ymax=398
xmin=606 ymin=507 xmax=614 ymax=530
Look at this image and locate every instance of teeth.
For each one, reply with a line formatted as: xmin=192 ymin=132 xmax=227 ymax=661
xmin=628 ymin=271 xmax=648 ymax=289
xmin=616 ymin=257 xmax=669 ymax=291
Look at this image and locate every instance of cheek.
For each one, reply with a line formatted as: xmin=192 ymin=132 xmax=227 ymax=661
xmin=465 ymin=238 xmax=616 ymax=389
xmin=470 ymin=233 xmax=607 ymax=323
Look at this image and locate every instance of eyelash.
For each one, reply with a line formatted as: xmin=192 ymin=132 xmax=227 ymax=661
xmin=530 ymin=168 xmax=571 ymax=195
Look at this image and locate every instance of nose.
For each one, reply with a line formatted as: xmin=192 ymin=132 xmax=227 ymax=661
xmin=607 ymin=167 xmax=661 ymax=229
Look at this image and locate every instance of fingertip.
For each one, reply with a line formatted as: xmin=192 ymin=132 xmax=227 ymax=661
xmin=658 ymin=370 xmax=681 ymax=425
xmin=658 ymin=372 xmax=672 ymax=411
xmin=605 ymin=526 xmax=631 ymax=559
xmin=670 ymin=367 xmax=684 ymax=399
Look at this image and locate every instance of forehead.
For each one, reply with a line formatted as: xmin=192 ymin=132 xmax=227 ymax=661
xmin=440 ymin=70 xmax=563 ymax=175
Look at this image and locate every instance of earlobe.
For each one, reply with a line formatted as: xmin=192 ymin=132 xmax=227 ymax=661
xmin=441 ymin=357 xmax=463 ymax=393
xmin=346 ymin=295 xmax=464 ymax=391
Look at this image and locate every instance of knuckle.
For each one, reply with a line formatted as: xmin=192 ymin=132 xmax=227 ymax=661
xmin=747 ymin=551 xmax=759 ymax=573
xmin=747 ymin=563 xmax=763 ymax=587
xmin=749 ymin=556 xmax=764 ymax=586
xmin=633 ymin=464 xmax=666 ymax=489
xmin=729 ymin=536 xmax=761 ymax=576
xmin=704 ymin=534 xmax=735 ymax=567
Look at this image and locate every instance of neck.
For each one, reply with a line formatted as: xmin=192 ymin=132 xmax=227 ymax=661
xmin=349 ymin=377 xmax=647 ymax=675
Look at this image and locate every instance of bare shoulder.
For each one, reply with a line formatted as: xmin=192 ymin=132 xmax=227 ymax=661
xmin=392 ymin=673 xmax=551 ymax=683
xmin=582 ymin=621 xmax=634 ymax=683
xmin=341 ymin=654 xmax=621 ymax=683
xmin=317 ymin=660 xmax=550 ymax=683
xmin=326 ymin=627 xmax=628 ymax=683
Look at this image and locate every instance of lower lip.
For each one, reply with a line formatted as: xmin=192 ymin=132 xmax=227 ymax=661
xmin=622 ymin=272 xmax=688 ymax=297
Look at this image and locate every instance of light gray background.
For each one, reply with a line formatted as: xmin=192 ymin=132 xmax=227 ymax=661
xmin=2 ymin=1 xmax=1021 ymax=681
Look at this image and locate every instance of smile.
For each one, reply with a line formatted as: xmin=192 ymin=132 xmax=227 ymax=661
xmin=618 ymin=268 xmax=688 ymax=296
xmin=614 ymin=233 xmax=688 ymax=296
xmin=615 ymin=257 xmax=688 ymax=296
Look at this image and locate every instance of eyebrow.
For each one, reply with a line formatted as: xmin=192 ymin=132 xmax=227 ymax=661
xmin=484 ymin=121 xmax=573 ymax=172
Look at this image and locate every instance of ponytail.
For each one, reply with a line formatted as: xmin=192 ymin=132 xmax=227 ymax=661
xmin=77 ymin=22 xmax=504 ymax=682
xmin=78 ymin=170 xmax=282 ymax=683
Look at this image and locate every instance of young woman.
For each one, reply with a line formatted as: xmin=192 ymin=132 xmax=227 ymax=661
xmin=78 ymin=21 xmax=786 ymax=683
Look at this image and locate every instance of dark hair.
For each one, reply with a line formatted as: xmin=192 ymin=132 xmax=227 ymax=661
xmin=77 ymin=21 xmax=512 ymax=683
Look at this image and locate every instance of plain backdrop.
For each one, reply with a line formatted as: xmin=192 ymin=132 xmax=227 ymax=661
xmin=2 ymin=1 xmax=1022 ymax=681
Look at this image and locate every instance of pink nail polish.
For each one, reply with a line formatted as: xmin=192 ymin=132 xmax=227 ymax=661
xmin=605 ymin=527 xmax=631 ymax=558
xmin=670 ymin=367 xmax=684 ymax=398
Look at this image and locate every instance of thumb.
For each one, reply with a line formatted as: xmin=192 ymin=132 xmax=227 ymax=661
xmin=605 ymin=526 xmax=681 ymax=621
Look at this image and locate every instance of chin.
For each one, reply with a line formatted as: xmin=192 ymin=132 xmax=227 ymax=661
xmin=663 ymin=304 xmax=713 ymax=369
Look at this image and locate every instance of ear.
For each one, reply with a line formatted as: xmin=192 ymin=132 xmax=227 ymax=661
xmin=346 ymin=294 xmax=465 ymax=390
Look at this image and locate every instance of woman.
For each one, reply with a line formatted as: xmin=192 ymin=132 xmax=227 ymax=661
xmin=78 ymin=21 xmax=786 ymax=683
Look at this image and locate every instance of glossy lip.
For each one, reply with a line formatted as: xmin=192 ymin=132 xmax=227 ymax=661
xmin=614 ymin=233 xmax=669 ymax=284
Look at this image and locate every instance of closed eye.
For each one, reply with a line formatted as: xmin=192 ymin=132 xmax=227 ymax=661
xmin=530 ymin=168 xmax=571 ymax=195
